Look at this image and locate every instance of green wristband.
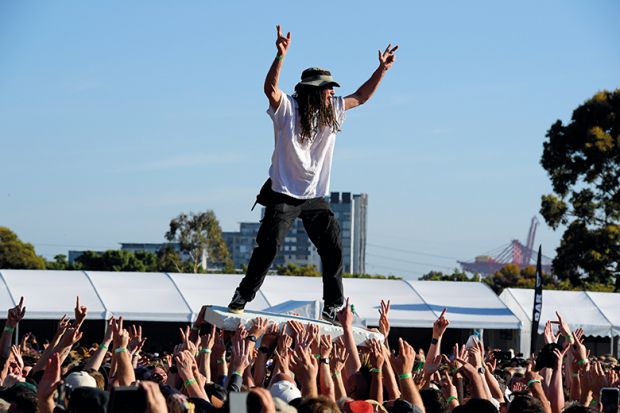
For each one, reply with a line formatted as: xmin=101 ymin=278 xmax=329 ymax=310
xmin=200 ymin=348 xmax=211 ymax=354
xmin=231 ymin=371 xmax=242 ymax=377
xmin=333 ymin=371 xmax=341 ymax=377
xmin=527 ymin=379 xmax=541 ymax=387
xmin=398 ymin=373 xmax=412 ymax=380
xmin=577 ymin=358 xmax=588 ymax=365
xmin=3 ymin=327 xmax=14 ymax=333
xmin=446 ymin=396 xmax=458 ymax=403
xmin=184 ymin=378 xmax=196 ymax=386
xmin=275 ymin=55 xmax=284 ymax=61
xmin=114 ymin=347 xmax=127 ymax=353
xmin=99 ymin=344 xmax=108 ymax=350
xmin=369 ymin=368 xmax=382 ymax=373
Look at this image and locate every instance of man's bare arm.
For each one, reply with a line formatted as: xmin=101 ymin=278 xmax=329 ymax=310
xmin=345 ymin=44 xmax=398 ymax=110
xmin=264 ymin=25 xmax=290 ymax=109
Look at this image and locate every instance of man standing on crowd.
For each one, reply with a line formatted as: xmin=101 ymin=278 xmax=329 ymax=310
xmin=228 ymin=25 xmax=398 ymax=324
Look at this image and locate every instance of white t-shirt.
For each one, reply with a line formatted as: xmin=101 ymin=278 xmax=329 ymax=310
xmin=267 ymin=94 xmax=346 ymax=199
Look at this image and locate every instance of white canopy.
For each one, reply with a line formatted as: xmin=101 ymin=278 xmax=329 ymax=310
xmin=0 ymin=270 xmax=520 ymax=331
xmin=499 ymin=288 xmax=616 ymax=337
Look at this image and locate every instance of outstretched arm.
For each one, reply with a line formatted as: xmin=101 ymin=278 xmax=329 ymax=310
xmin=264 ymin=25 xmax=291 ymax=110
xmin=344 ymin=44 xmax=398 ymax=110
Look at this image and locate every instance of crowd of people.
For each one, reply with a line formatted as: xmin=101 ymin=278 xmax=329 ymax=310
xmin=0 ymin=296 xmax=618 ymax=413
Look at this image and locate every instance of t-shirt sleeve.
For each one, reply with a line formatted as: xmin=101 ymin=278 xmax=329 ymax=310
xmin=267 ymin=94 xmax=293 ymax=128
xmin=334 ymin=96 xmax=346 ymax=126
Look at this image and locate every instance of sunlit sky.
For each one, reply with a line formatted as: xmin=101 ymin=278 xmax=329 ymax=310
xmin=1 ymin=1 xmax=619 ymax=278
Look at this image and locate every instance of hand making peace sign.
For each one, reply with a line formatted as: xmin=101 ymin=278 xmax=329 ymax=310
xmin=275 ymin=25 xmax=291 ymax=57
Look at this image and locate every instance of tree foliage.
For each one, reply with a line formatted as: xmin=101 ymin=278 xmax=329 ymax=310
xmin=76 ymin=250 xmax=158 ymax=272
xmin=420 ymin=269 xmax=475 ymax=282
xmin=0 ymin=227 xmax=46 ymax=269
xmin=165 ymin=210 xmax=231 ymax=273
xmin=540 ymin=89 xmax=620 ymax=289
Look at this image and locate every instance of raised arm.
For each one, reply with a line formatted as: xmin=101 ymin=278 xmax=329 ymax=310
xmin=264 ymin=25 xmax=291 ymax=110
xmin=344 ymin=44 xmax=398 ymax=110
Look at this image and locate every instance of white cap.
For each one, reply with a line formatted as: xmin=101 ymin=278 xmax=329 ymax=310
xmin=64 ymin=371 xmax=97 ymax=389
xmin=269 ymin=380 xmax=301 ymax=404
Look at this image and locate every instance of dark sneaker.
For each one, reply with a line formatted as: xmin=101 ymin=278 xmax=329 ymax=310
xmin=228 ymin=290 xmax=247 ymax=314
xmin=322 ymin=305 xmax=341 ymax=326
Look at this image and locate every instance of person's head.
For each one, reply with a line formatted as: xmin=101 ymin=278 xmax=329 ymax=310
xmin=507 ymin=395 xmax=544 ymax=413
xmin=297 ymin=396 xmax=340 ymax=413
xmin=420 ymin=388 xmax=449 ymax=413
xmin=452 ymin=398 xmax=498 ymax=413
xmin=293 ymin=67 xmax=341 ymax=144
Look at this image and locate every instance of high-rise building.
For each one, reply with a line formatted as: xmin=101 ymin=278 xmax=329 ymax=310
xmin=330 ymin=192 xmax=368 ymax=274
xmin=223 ymin=192 xmax=368 ymax=274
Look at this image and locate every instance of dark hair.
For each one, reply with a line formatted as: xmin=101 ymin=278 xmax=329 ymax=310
xmin=508 ymin=395 xmax=545 ymax=413
xmin=420 ymin=388 xmax=449 ymax=413
xmin=453 ymin=398 xmax=498 ymax=413
xmin=293 ymin=81 xmax=340 ymax=144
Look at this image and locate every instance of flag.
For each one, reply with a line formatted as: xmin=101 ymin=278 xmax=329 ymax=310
xmin=530 ymin=245 xmax=543 ymax=354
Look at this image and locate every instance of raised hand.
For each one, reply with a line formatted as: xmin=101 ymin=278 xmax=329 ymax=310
xmin=275 ymin=25 xmax=291 ymax=57
xmin=37 ymin=353 xmax=61 ymax=404
xmin=378 ymin=44 xmax=398 ymax=71
xmin=330 ymin=342 xmax=348 ymax=373
xmin=379 ymin=299 xmax=391 ymax=339
xmin=249 ymin=317 xmax=269 ymax=339
xmin=139 ymin=380 xmax=168 ymax=413
xmin=336 ymin=297 xmax=353 ymax=329
xmin=199 ymin=324 xmax=216 ymax=351
xmin=74 ymin=296 xmax=87 ymax=327
xmin=368 ymin=338 xmax=385 ymax=369
xmin=391 ymin=338 xmax=415 ymax=375
xmin=7 ymin=297 xmax=26 ymax=327
xmin=543 ymin=320 xmax=559 ymax=344
xmin=128 ymin=324 xmax=146 ymax=354
xmin=319 ymin=334 xmax=333 ymax=359
xmin=433 ymin=308 xmax=449 ymax=339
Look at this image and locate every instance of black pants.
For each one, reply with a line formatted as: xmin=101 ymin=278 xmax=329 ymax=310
xmin=237 ymin=190 xmax=344 ymax=308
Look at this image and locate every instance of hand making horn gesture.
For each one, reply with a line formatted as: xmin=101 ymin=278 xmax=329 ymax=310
xmin=379 ymin=44 xmax=399 ymax=71
xmin=275 ymin=25 xmax=291 ymax=57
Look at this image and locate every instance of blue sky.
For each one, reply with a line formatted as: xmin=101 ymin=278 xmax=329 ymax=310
xmin=1 ymin=1 xmax=619 ymax=278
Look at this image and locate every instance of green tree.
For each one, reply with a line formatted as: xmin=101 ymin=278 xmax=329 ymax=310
xmin=483 ymin=263 xmax=556 ymax=294
xmin=276 ymin=263 xmax=321 ymax=277
xmin=46 ymin=254 xmax=69 ymax=270
xmin=420 ymin=269 xmax=474 ymax=281
xmin=76 ymin=250 xmax=158 ymax=272
xmin=165 ymin=211 xmax=230 ymax=273
xmin=0 ymin=227 xmax=46 ymax=269
xmin=540 ymin=89 xmax=620 ymax=289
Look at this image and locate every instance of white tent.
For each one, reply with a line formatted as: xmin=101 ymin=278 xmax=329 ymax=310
xmin=499 ymin=288 xmax=620 ymax=356
xmin=0 ymin=270 xmax=518 ymax=331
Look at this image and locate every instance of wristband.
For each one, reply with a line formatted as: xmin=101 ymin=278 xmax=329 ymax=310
xmin=320 ymin=358 xmax=330 ymax=365
xmin=590 ymin=399 xmax=597 ymax=407
xmin=398 ymin=373 xmax=412 ymax=380
xmin=114 ymin=347 xmax=127 ymax=353
xmin=431 ymin=338 xmax=439 ymax=345
xmin=446 ymin=396 xmax=458 ymax=404
xmin=99 ymin=344 xmax=108 ymax=350
xmin=333 ymin=371 xmax=341 ymax=377
xmin=526 ymin=379 xmax=541 ymax=387
xmin=258 ymin=346 xmax=270 ymax=354
xmin=275 ymin=55 xmax=284 ymax=61
xmin=577 ymin=358 xmax=588 ymax=365
xmin=369 ymin=368 xmax=382 ymax=373
xmin=184 ymin=378 xmax=197 ymax=386
xmin=314 ymin=354 xmax=321 ymax=359
xmin=199 ymin=348 xmax=211 ymax=354
xmin=3 ymin=327 xmax=14 ymax=333
xmin=216 ymin=358 xmax=226 ymax=364
xmin=231 ymin=371 xmax=243 ymax=377
xmin=564 ymin=334 xmax=574 ymax=343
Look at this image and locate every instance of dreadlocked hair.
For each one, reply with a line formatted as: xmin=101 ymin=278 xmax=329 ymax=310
xmin=293 ymin=84 xmax=340 ymax=145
